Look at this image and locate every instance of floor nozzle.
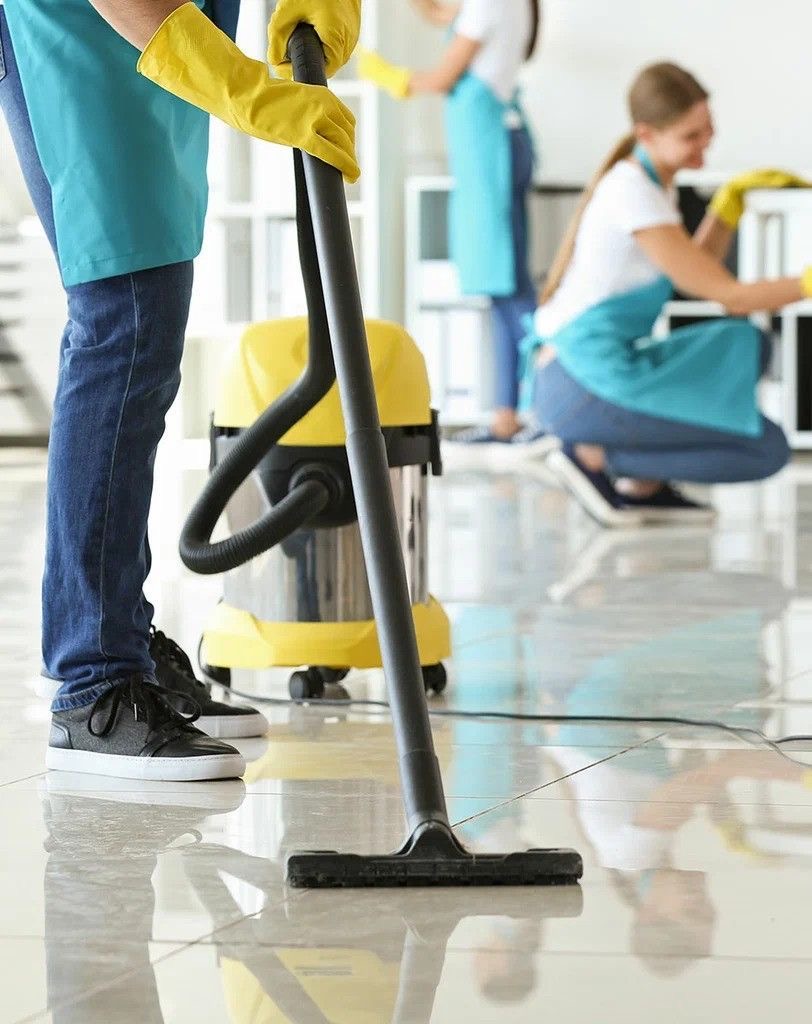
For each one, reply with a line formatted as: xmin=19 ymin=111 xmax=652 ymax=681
xmin=287 ymin=821 xmax=583 ymax=889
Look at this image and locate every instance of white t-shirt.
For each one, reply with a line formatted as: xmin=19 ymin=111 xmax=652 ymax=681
xmin=455 ymin=0 xmax=533 ymax=103
xmin=535 ymin=160 xmax=682 ymax=339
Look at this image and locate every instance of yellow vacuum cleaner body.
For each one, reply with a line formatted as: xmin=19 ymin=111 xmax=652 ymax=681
xmin=202 ymin=316 xmax=450 ymax=699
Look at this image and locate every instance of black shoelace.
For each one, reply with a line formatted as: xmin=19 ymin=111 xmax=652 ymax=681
xmin=88 ymin=676 xmax=201 ymax=739
xmin=149 ymin=627 xmax=206 ymax=691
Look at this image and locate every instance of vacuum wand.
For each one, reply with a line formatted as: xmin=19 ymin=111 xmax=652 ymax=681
xmin=285 ymin=24 xmax=583 ymax=888
xmin=287 ymin=24 xmax=447 ymax=833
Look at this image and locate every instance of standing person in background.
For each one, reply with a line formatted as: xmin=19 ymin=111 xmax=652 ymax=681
xmin=361 ymin=1 xmax=549 ymax=451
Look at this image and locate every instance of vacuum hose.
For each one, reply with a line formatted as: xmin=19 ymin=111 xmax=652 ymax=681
xmin=179 ymin=28 xmax=338 ymax=575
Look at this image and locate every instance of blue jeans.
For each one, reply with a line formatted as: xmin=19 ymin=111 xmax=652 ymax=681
xmin=0 ymin=11 xmax=194 ymax=710
xmin=533 ymin=338 xmax=790 ymax=484
xmin=490 ymin=127 xmax=536 ymax=412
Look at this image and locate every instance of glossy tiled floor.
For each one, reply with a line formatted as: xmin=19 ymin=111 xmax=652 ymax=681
xmin=2 ymin=446 xmax=812 ymax=1023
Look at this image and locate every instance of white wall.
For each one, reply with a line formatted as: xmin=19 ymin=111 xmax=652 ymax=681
xmin=387 ymin=0 xmax=812 ymax=183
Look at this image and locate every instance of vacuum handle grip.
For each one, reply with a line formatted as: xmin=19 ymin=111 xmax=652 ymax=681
xmin=288 ymin=23 xmax=329 ymax=88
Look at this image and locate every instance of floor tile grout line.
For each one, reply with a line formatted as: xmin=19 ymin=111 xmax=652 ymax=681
xmin=0 ymin=771 xmax=46 ymax=789
xmin=451 ymin=734 xmax=667 ymax=830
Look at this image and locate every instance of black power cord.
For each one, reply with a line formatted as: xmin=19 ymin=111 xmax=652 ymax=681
xmin=226 ymin=687 xmax=812 ymax=768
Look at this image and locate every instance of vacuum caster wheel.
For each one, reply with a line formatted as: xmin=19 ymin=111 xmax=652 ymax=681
xmin=422 ymin=663 xmax=447 ymax=695
xmin=197 ymin=637 xmax=232 ymax=689
xmin=289 ymin=668 xmax=326 ymax=701
xmin=320 ymin=667 xmax=349 ymax=685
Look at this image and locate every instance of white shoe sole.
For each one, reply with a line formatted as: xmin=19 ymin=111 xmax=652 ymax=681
xmin=45 ymin=747 xmax=246 ymax=782
xmin=198 ymin=711 xmax=268 ymax=739
xmin=39 ymin=772 xmax=246 ymax=810
xmin=545 ymin=449 xmax=646 ymax=529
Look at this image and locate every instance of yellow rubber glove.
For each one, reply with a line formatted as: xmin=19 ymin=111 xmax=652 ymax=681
xmin=268 ymin=0 xmax=361 ymax=80
xmin=358 ymin=49 xmax=412 ymax=100
xmin=137 ymin=3 xmax=360 ymax=183
xmin=710 ymin=168 xmax=812 ymax=229
xmin=800 ymin=268 xmax=812 ymax=298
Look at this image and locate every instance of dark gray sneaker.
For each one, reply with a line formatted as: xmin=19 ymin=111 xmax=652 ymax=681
xmin=46 ymin=675 xmax=246 ymax=781
xmin=149 ymin=628 xmax=268 ymax=739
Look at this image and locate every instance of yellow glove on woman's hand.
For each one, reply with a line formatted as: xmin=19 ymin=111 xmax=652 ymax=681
xmin=138 ymin=4 xmax=360 ymax=183
xmin=268 ymin=0 xmax=361 ymax=80
xmin=358 ymin=49 xmax=411 ymax=100
xmin=802 ymin=268 xmax=812 ymax=299
xmin=710 ymin=168 xmax=812 ymax=229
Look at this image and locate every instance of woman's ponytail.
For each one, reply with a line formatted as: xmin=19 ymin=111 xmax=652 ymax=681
xmin=540 ymin=133 xmax=636 ymax=304
xmin=527 ymin=0 xmax=542 ymax=60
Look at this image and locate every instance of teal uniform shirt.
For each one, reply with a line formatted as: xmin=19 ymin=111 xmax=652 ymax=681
xmin=4 ymin=0 xmax=221 ymax=287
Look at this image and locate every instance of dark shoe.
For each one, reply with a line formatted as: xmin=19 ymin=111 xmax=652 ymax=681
xmin=150 ymin=628 xmax=268 ymax=739
xmin=619 ymin=483 xmax=717 ymax=524
xmin=545 ymin=445 xmax=645 ymax=528
xmin=46 ymin=675 xmax=246 ymax=781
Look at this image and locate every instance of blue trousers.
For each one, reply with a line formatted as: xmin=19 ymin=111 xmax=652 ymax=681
xmin=490 ymin=127 xmax=536 ymax=412
xmin=533 ymin=338 xmax=790 ymax=484
xmin=0 ymin=11 xmax=193 ymax=710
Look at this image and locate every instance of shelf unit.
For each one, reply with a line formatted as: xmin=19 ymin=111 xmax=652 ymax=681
xmin=739 ymin=189 xmax=812 ymax=449
xmin=405 ymin=167 xmax=812 ymax=441
xmin=655 ymin=185 xmax=812 ymax=450
xmin=188 ymin=0 xmax=385 ymax=332
xmin=405 ymin=175 xmax=582 ymax=428
xmin=405 ymin=175 xmax=491 ymax=427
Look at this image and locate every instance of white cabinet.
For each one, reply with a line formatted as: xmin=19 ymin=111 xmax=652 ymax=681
xmin=177 ymin=0 xmax=393 ymax=456
xmin=658 ymin=184 xmax=812 ymax=450
xmin=405 ymin=175 xmax=581 ymax=429
xmin=404 ymin=177 xmax=493 ymax=427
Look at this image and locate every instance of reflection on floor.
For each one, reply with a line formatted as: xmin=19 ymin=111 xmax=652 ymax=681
xmin=2 ymin=448 xmax=812 ymax=1023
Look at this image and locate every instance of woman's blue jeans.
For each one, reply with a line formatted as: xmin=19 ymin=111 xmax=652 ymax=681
xmin=0 ymin=11 xmax=193 ymax=710
xmin=490 ymin=126 xmax=536 ymax=412
xmin=533 ymin=337 xmax=790 ymax=484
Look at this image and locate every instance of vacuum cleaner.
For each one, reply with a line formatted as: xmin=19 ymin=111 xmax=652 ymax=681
xmin=180 ymin=23 xmax=583 ymax=889
xmin=196 ymin=301 xmax=449 ymax=701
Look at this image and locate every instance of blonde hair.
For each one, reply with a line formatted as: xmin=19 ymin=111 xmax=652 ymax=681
xmin=540 ymin=62 xmax=710 ymax=304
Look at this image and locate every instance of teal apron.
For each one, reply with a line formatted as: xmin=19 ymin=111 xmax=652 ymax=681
xmin=3 ymin=0 xmax=233 ymax=287
xmin=553 ymin=276 xmax=762 ymax=436
xmin=445 ymin=72 xmax=531 ymax=297
xmin=525 ymin=148 xmax=762 ymax=436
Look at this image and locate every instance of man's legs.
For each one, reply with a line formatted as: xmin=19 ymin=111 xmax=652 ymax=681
xmin=1 ymin=9 xmax=256 ymax=778
xmin=45 ymin=263 xmax=192 ymax=709
xmin=2 ymin=10 xmax=190 ymax=708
